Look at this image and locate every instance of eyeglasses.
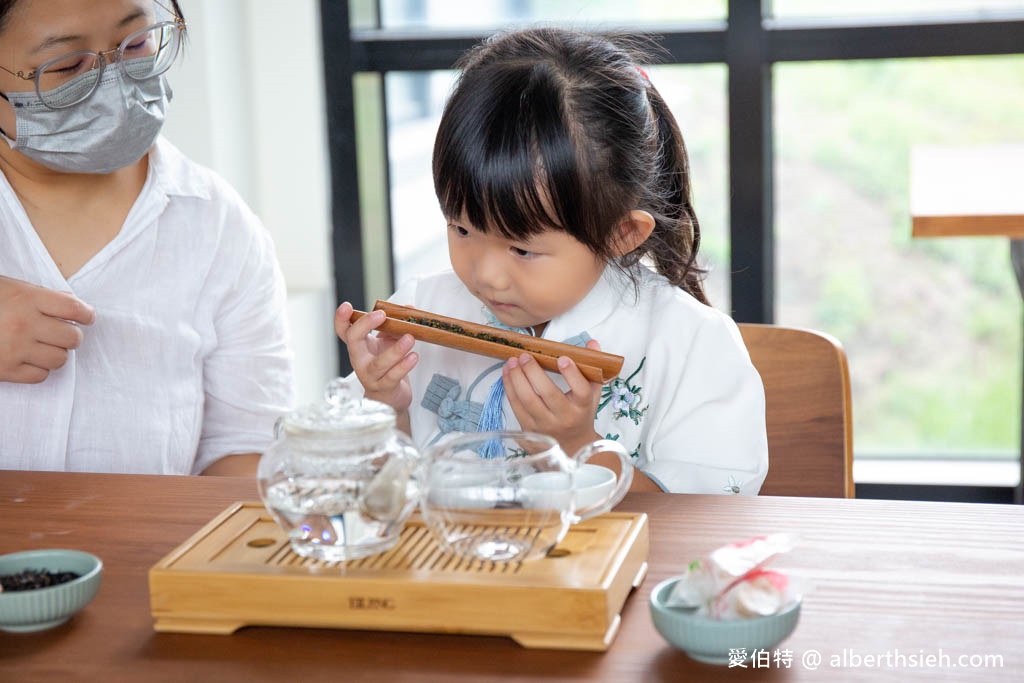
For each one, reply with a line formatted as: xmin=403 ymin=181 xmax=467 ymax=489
xmin=0 ymin=4 xmax=185 ymax=110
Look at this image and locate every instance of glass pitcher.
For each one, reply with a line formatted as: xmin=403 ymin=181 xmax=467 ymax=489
xmin=420 ymin=431 xmax=633 ymax=563
xmin=257 ymin=378 xmax=422 ymax=562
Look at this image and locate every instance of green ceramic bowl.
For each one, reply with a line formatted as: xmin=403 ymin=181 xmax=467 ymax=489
xmin=0 ymin=549 xmax=103 ymax=633
xmin=649 ymin=576 xmax=801 ymax=665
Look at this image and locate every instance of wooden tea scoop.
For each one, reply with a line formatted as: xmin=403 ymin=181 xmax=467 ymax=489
xmin=349 ymin=300 xmax=624 ymax=383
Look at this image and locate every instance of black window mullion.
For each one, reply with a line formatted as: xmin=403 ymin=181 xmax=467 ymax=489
xmin=321 ymin=0 xmax=363 ymax=374
xmin=374 ymin=2 xmax=398 ymax=301
xmin=766 ymin=15 xmax=1024 ymax=61
xmin=351 ymin=30 xmax=484 ymax=72
xmin=351 ymin=24 xmax=730 ymax=72
xmin=379 ymin=76 xmax=397 ymax=296
xmin=727 ymin=0 xmax=773 ymax=323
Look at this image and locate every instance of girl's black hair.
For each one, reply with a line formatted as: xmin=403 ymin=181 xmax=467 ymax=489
xmin=433 ymin=27 xmax=709 ymax=305
xmin=0 ymin=0 xmax=187 ymax=36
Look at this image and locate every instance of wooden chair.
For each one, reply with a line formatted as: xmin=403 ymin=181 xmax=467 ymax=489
xmin=738 ymin=324 xmax=855 ymax=498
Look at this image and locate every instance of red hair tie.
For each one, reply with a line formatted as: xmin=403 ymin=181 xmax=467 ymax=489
xmin=636 ymin=66 xmax=650 ymax=82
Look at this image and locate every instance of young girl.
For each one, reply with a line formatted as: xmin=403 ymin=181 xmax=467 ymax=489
xmin=0 ymin=0 xmax=293 ymax=475
xmin=336 ymin=27 xmax=768 ymax=494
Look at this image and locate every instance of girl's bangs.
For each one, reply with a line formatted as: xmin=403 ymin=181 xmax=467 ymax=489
xmin=437 ymin=151 xmax=561 ymax=240
xmin=435 ymin=68 xmax=574 ymax=239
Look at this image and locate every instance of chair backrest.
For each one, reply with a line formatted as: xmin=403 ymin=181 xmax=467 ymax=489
xmin=738 ymin=323 xmax=854 ymax=498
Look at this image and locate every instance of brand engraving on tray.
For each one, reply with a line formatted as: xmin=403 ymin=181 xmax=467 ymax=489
xmin=349 ymin=596 xmax=396 ymax=610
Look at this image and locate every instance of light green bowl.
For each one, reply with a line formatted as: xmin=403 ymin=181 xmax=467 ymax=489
xmin=649 ymin=576 xmax=801 ymax=665
xmin=0 ymin=549 xmax=103 ymax=633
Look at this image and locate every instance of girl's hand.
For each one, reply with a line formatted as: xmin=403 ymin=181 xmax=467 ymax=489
xmin=334 ymin=302 xmax=418 ymax=413
xmin=501 ymin=339 xmax=604 ymax=454
xmin=0 ymin=275 xmax=95 ymax=384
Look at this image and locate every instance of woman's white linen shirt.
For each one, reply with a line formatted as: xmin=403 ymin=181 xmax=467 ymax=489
xmin=0 ymin=138 xmax=294 ymax=474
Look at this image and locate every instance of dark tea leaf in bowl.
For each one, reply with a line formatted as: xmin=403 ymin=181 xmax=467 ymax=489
xmin=1 ymin=569 xmax=82 ymax=592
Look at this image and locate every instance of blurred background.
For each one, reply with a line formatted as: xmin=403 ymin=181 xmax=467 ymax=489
xmin=163 ymin=0 xmax=1024 ymax=499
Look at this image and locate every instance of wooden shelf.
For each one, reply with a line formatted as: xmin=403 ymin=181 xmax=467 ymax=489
xmin=910 ymin=143 xmax=1024 ymax=239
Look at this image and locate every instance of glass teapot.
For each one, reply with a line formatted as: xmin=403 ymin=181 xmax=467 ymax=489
xmin=420 ymin=430 xmax=634 ymax=563
xmin=257 ymin=378 xmax=422 ymax=562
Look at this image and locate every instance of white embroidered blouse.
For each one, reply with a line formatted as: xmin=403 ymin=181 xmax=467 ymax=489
xmin=378 ymin=265 xmax=769 ymax=494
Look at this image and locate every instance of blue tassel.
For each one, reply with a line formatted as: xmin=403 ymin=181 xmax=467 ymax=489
xmin=478 ymin=377 xmax=506 ymax=458
xmin=476 ymin=309 xmax=531 ymax=459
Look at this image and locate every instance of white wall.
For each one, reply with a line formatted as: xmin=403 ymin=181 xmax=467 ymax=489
xmin=162 ymin=0 xmax=338 ymax=405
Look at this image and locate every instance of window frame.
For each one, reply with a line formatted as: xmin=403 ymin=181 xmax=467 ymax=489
xmin=319 ymin=0 xmax=1024 ymax=502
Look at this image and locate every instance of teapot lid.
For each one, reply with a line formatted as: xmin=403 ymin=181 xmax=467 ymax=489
xmin=279 ymin=377 xmax=396 ymax=437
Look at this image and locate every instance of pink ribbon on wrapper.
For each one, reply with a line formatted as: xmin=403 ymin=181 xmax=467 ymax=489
xmin=664 ymin=534 xmax=801 ymax=620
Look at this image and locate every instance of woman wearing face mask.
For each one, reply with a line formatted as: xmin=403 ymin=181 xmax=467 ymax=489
xmin=0 ymin=0 xmax=294 ymax=475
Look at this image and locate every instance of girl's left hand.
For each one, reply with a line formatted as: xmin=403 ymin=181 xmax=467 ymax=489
xmin=501 ymin=339 xmax=604 ymax=453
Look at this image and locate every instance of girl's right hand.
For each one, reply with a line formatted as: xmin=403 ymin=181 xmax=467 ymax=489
xmin=334 ymin=302 xmax=418 ymax=413
xmin=0 ymin=275 xmax=96 ymax=384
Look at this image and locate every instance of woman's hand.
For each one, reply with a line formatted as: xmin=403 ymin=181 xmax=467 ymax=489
xmin=0 ymin=275 xmax=95 ymax=384
xmin=501 ymin=339 xmax=605 ymax=455
xmin=334 ymin=302 xmax=417 ymax=414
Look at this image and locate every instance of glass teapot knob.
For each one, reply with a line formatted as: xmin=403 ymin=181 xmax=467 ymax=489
xmin=325 ymin=376 xmax=359 ymax=410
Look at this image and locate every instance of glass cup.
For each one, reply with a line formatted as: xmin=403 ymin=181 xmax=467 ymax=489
xmin=420 ymin=431 xmax=633 ymax=562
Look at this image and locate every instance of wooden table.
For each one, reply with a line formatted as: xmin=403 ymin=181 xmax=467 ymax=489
xmin=911 ymin=143 xmax=1024 ymax=502
xmin=2 ymin=471 xmax=1023 ymax=681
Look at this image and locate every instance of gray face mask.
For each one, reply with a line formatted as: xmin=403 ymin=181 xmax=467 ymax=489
xmin=1 ymin=61 xmax=172 ymax=174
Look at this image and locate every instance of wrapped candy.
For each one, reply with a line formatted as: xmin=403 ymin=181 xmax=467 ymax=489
xmin=664 ymin=534 xmax=801 ymax=619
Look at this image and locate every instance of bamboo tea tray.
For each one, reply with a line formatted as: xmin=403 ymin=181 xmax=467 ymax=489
xmin=149 ymin=502 xmax=649 ymax=651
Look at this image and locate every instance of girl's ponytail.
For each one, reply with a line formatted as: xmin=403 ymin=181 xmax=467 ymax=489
xmin=642 ymin=86 xmax=709 ymax=306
